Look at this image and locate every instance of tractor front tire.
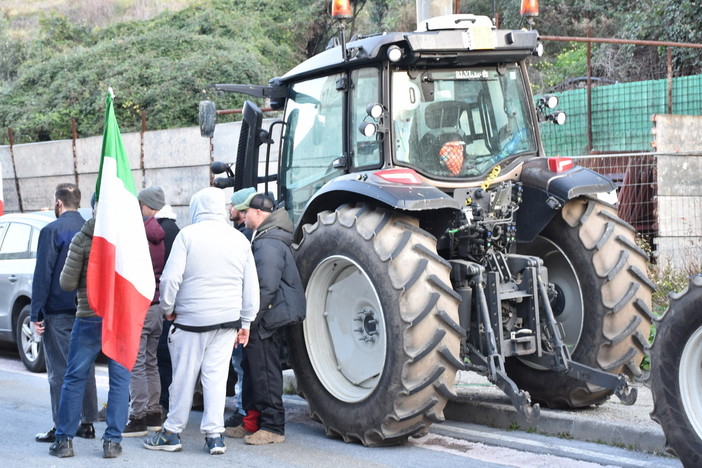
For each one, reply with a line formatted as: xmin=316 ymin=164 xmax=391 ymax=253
xmin=288 ymin=203 xmax=463 ymax=446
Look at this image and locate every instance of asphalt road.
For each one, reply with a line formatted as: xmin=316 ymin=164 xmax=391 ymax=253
xmin=0 ymin=347 xmax=681 ymax=467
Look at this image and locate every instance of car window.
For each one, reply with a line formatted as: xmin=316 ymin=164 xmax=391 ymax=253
xmin=0 ymin=223 xmax=7 ymax=250
xmin=0 ymin=222 xmax=32 ymax=260
xmin=30 ymin=226 xmax=40 ymax=258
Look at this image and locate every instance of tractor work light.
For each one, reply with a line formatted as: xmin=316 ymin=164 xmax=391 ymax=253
xmin=332 ymin=0 xmax=352 ymax=19
xmin=520 ymin=0 xmax=539 ymax=17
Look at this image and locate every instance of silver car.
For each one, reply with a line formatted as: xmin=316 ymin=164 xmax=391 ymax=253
xmin=0 ymin=210 xmax=90 ymax=372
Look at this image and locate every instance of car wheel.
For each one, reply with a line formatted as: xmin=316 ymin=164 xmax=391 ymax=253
xmin=16 ymin=304 xmax=46 ymax=373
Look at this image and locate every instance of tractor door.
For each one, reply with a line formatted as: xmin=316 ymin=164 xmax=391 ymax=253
xmin=279 ymin=68 xmax=382 ymax=223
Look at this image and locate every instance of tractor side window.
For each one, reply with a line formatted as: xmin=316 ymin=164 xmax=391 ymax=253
xmin=281 ymin=74 xmax=345 ymax=222
xmin=350 ymin=68 xmax=381 ymax=168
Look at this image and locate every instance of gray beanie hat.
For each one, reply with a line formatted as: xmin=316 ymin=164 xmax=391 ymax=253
xmin=138 ymin=186 xmax=166 ymax=210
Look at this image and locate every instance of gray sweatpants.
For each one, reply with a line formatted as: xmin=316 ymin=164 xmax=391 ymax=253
xmin=43 ymin=313 xmax=98 ymax=425
xmin=129 ymin=304 xmax=163 ymax=418
xmin=163 ymin=326 xmax=236 ymax=436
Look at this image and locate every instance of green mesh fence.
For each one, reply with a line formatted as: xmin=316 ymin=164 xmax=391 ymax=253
xmin=539 ymin=74 xmax=702 ymax=157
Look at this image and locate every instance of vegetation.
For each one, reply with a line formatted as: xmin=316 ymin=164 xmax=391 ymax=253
xmin=0 ymin=0 xmax=326 ymax=143
xmin=1 ymin=0 xmax=701 ymax=144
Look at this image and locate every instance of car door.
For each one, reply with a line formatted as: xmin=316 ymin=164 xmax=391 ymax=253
xmin=0 ymin=221 xmax=34 ymax=337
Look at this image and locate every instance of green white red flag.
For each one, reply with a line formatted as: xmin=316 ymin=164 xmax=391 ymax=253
xmin=87 ymin=89 xmax=154 ymax=371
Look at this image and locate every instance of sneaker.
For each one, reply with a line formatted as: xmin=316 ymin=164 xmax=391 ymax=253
xmin=224 ymin=425 xmax=253 ymax=438
xmin=224 ymin=412 xmax=244 ymax=428
xmin=35 ymin=426 xmax=56 ymax=443
xmin=244 ymin=429 xmax=285 ymax=445
xmin=143 ymin=430 xmax=182 ymax=452
xmin=76 ymin=422 xmax=95 ymax=439
xmin=123 ymin=417 xmax=147 ymax=437
xmin=103 ymin=440 xmax=122 ymax=458
xmin=98 ymin=402 xmax=107 ymax=422
xmin=49 ymin=438 xmax=74 ymax=458
xmin=146 ymin=412 xmax=163 ymax=432
xmin=204 ymin=435 xmax=226 ymax=455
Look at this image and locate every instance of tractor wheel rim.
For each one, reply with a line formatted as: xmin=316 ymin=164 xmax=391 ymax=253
xmin=680 ymin=325 xmax=702 ymax=438
xmin=304 ymin=255 xmax=386 ymax=402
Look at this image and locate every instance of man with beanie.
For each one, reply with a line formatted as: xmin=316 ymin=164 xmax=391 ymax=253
xmin=122 ymin=195 xmax=166 ymax=436
xmin=137 ymin=186 xmax=180 ymax=415
xmin=225 ymin=193 xmax=305 ymax=445
xmin=144 ymin=187 xmax=259 ymax=455
xmin=32 ymin=183 xmax=97 ymax=444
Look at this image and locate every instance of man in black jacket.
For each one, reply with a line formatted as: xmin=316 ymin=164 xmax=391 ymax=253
xmin=31 ymin=183 xmax=97 ymax=443
xmin=225 ymin=193 xmax=305 ymax=445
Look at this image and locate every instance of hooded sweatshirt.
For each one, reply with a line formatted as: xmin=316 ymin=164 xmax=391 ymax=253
xmin=159 ymin=187 xmax=259 ymax=329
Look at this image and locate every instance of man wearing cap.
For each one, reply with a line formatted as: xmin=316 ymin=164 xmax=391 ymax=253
xmin=225 ymin=194 xmax=305 ymax=445
xmin=223 ymin=187 xmax=255 ymax=431
xmin=229 ymin=187 xmax=255 ymax=240
xmin=137 ymin=186 xmax=180 ymax=416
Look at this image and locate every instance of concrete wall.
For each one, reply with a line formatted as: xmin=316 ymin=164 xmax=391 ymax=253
xmin=652 ymin=114 xmax=702 ymax=270
xmin=1 ymin=119 xmax=279 ymax=226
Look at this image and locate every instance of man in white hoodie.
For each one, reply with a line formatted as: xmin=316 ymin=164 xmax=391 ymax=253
xmin=143 ymin=187 xmax=259 ymax=455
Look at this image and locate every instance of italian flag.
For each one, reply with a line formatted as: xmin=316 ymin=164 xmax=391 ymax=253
xmin=87 ymin=90 xmax=155 ymax=371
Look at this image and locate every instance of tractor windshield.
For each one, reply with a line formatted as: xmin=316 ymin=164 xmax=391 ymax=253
xmin=392 ymin=66 xmax=537 ymax=178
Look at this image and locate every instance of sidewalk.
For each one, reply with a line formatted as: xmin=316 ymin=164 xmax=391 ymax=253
xmin=283 ymin=369 xmax=669 ymax=456
xmin=445 ymin=371 xmax=667 ymax=455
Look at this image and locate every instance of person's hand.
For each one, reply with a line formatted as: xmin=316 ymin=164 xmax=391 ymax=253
xmin=235 ymin=328 xmax=250 ymax=348
xmin=32 ymin=321 xmax=45 ymax=335
xmin=164 ymin=312 xmax=176 ymax=321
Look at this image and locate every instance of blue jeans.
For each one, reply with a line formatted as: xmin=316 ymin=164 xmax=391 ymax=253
xmin=231 ymin=345 xmax=245 ymax=415
xmin=55 ymin=317 xmax=131 ymax=442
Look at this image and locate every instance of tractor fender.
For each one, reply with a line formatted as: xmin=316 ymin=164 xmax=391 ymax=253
xmin=293 ymin=172 xmax=461 ymax=242
xmin=516 ymin=158 xmax=616 ymax=243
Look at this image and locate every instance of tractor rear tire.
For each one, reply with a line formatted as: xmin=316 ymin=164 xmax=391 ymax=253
xmin=650 ymin=275 xmax=702 ymax=466
xmin=508 ymin=197 xmax=654 ymax=408
xmin=288 ymin=203 xmax=463 ymax=446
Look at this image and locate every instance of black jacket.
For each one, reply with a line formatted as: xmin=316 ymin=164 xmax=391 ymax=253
xmin=157 ymin=217 xmax=180 ymax=261
xmin=251 ymin=208 xmax=306 ymax=339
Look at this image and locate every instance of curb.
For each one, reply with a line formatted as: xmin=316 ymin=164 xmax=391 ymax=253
xmin=443 ymin=396 xmax=667 ymax=454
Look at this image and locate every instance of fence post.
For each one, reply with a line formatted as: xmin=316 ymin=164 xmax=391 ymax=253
xmin=140 ymin=110 xmax=146 ymax=188
xmin=7 ymin=127 xmax=23 ymax=212
xmin=667 ymin=47 xmax=673 ymax=115
xmin=71 ymin=118 xmax=79 ymax=186
xmin=586 ymin=27 xmax=593 ymax=154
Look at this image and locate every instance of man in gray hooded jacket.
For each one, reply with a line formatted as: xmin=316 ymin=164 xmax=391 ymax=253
xmin=144 ymin=187 xmax=259 ymax=455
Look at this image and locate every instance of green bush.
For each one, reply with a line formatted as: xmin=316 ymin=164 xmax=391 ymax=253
xmin=0 ymin=0 xmax=308 ymax=144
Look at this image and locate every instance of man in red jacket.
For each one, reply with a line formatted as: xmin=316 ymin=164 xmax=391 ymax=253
xmin=122 ymin=188 xmax=166 ymax=436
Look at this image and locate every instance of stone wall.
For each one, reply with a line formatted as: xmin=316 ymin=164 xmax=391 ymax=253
xmin=1 ymin=119 xmax=279 ymax=226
